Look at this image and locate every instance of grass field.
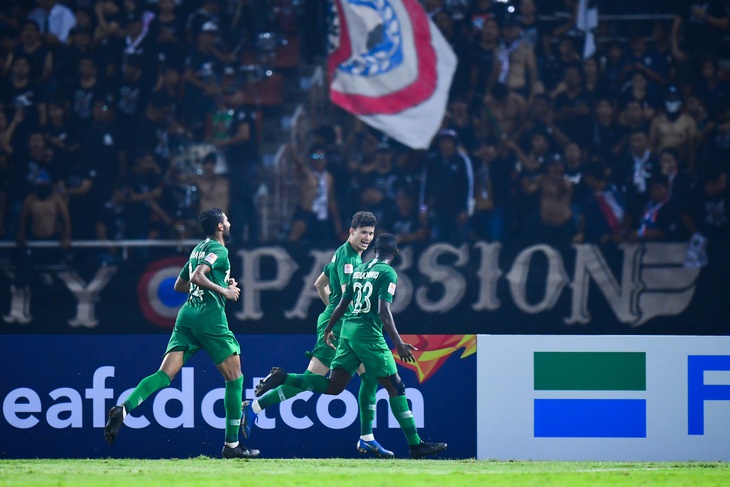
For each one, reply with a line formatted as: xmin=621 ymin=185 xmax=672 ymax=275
xmin=1 ymin=458 xmax=729 ymax=487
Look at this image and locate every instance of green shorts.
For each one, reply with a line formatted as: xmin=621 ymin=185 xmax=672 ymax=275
xmin=304 ymin=312 xmax=342 ymax=368
xmin=166 ymin=310 xmax=240 ymax=365
xmin=331 ymin=336 xmax=396 ymax=379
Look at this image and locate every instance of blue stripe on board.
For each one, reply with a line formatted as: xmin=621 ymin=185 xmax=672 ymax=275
xmin=534 ymin=399 xmax=646 ymax=438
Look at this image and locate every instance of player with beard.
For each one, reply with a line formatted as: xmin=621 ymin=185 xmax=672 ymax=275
xmin=104 ymin=208 xmax=260 ymax=459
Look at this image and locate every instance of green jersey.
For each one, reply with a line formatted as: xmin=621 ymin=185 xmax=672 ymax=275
xmin=178 ymin=238 xmax=230 ymax=321
xmin=320 ymin=240 xmax=362 ymax=323
xmin=340 ymin=259 xmax=397 ymax=342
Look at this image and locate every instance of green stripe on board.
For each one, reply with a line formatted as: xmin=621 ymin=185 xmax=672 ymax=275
xmin=534 ymin=352 xmax=646 ymax=391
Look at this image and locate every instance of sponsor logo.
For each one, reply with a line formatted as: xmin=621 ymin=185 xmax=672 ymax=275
xmin=533 ymin=352 xmax=647 ymax=438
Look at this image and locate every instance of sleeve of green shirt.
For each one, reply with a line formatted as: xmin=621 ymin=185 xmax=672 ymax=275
xmin=377 ymin=267 xmax=397 ymax=304
xmin=202 ymin=245 xmax=228 ymax=270
xmin=179 ymin=261 xmax=191 ymax=280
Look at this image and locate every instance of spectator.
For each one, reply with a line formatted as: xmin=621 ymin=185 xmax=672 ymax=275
xmin=627 ymin=175 xmax=686 ymax=242
xmin=649 ymin=87 xmax=698 ymax=171
xmin=671 ymin=0 xmax=730 ymax=63
xmin=658 ymin=148 xmax=692 ymax=204
xmin=0 ymin=109 xmax=23 ymax=238
xmin=58 ymin=148 xmax=96 ymax=240
xmin=78 ymin=98 xmax=124 ymax=207
xmin=470 ymin=137 xmax=504 ymax=241
xmin=65 ymin=55 xmax=108 ymax=128
xmin=468 ymin=16 xmax=499 ymax=102
xmin=517 ymin=93 xmax=570 ymax=153
xmin=287 ymin=143 xmax=342 ymax=244
xmin=590 ymin=97 xmax=623 ymax=164
xmin=481 ymin=82 xmax=527 ymax=141
xmin=613 ymin=129 xmax=657 ymax=223
xmin=360 ymin=141 xmax=400 ymax=204
xmin=9 ymin=19 xmax=53 ymax=84
xmin=490 ymin=14 xmax=539 ymax=100
xmin=620 ymin=71 xmax=657 ymax=122
xmin=148 ymin=0 xmax=185 ymax=68
xmin=95 ymin=183 xmax=129 ymax=265
xmin=17 ymin=169 xmax=71 ymax=248
xmin=680 ymin=166 xmax=729 ymax=253
xmin=552 ymin=64 xmax=590 ymax=144
xmin=580 ymin=161 xmax=626 ymax=244
xmin=1 ymin=54 xmax=47 ymax=142
xmin=213 ymin=85 xmax=259 ymax=243
xmin=420 ymin=129 xmax=474 ymax=242
xmin=124 ymin=151 xmax=169 ymax=240
xmin=536 ymin=157 xmax=575 ymax=244
xmin=381 ymin=187 xmax=429 ymax=245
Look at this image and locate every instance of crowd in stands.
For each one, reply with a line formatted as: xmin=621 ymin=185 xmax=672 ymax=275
xmin=285 ymin=0 xmax=730 ymax=267
xmin=0 ymin=1 xmax=729 ymax=266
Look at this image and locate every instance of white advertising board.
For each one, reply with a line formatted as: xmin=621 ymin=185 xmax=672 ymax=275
xmin=477 ymin=335 xmax=730 ymax=461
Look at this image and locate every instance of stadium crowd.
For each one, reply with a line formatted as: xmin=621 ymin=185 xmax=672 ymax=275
xmin=0 ymin=0 xmax=729 ymax=263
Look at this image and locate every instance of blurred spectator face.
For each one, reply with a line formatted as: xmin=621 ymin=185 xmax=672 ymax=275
xmin=75 ymin=8 xmax=92 ymax=28
xmin=629 ymin=36 xmax=647 ymax=55
xmin=375 ymin=148 xmax=393 ymax=168
xmin=596 ymin=99 xmax=614 ymax=122
xmin=309 ymin=150 xmax=328 ymax=171
xmin=125 ymin=19 xmax=143 ymax=39
xmin=531 ymin=133 xmax=548 ymax=154
xmin=706 ymin=173 xmax=728 ymax=196
xmin=21 ymin=21 xmax=41 ymax=45
xmin=630 ymin=132 xmax=649 ymax=155
xmin=72 ymin=29 xmax=92 ymax=49
xmin=631 ymin=72 xmax=647 ymax=91
xmin=12 ymin=58 xmax=30 ymax=80
xmin=648 ymin=180 xmax=668 ymax=203
xmin=395 ymin=188 xmax=415 ymax=214
xmin=29 ymin=133 xmax=46 ymax=156
xmin=607 ymin=43 xmax=624 ymax=64
xmin=564 ymin=67 xmax=582 ymax=90
xmin=158 ymin=0 xmax=176 ymax=13
xmin=438 ymin=136 xmax=456 ymax=157
xmin=475 ymin=141 xmax=497 ymax=162
xmin=481 ymin=18 xmax=499 ymax=42
xmin=623 ymin=101 xmax=643 ymax=125
xmin=564 ymin=143 xmax=580 ymax=166
xmin=98 ymin=0 xmax=119 ymax=16
xmin=701 ymin=59 xmax=716 ymax=81
xmin=503 ymin=24 xmax=521 ymax=44
xmin=583 ymin=58 xmax=598 ymax=79
xmin=360 ymin=186 xmax=384 ymax=206
xmin=686 ymin=95 xmax=705 ymax=120
xmin=48 ymin=102 xmax=67 ymax=124
xmin=520 ymin=0 xmax=536 ymax=16
xmin=79 ymin=58 xmax=96 ymax=78
xmin=547 ymin=159 xmax=565 ymax=177
xmin=161 ymin=66 xmax=181 ymax=87
xmin=123 ymin=60 xmax=142 ymax=80
xmin=558 ymin=38 xmax=578 ymax=61
xmin=660 ymin=151 xmax=678 ymax=175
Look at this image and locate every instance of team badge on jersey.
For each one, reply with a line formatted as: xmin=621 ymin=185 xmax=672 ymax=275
xmin=388 ymin=282 xmax=396 ymax=295
xmin=344 ymin=263 xmax=354 ymax=274
xmin=204 ymin=253 xmax=218 ymax=265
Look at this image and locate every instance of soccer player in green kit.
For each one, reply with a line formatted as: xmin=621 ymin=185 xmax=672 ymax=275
xmin=242 ymin=211 xmax=395 ymax=457
xmin=104 ymin=208 xmax=259 ymax=459
xmin=254 ymin=233 xmax=447 ymax=458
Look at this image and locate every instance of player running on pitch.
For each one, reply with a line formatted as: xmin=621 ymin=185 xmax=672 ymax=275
xmin=254 ymin=233 xmax=447 ymax=459
xmin=242 ymin=211 xmax=395 ymax=457
xmin=104 ymin=208 xmax=259 ymax=459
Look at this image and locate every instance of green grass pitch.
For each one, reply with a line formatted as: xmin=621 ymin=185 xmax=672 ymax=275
xmin=1 ymin=458 xmax=729 ymax=486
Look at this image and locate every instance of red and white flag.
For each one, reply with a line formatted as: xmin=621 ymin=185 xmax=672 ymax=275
xmin=328 ymin=0 xmax=457 ymax=149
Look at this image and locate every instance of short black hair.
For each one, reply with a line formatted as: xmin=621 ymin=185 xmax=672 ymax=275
xmin=351 ymin=211 xmax=377 ymax=229
xmin=375 ymin=233 xmax=398 ymax=257
xmin=199 ymin=208 xmax=224 ymax=236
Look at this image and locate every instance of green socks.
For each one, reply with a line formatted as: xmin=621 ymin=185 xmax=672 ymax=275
xmin=224 ymin=376 xmax=244 ymax=443
xmin=359 ymin=379 xmax=378 ymax=436
xmin=258 ymin=370 xmax=315 ymax=410
xmin=389 ymin=395 xmax=421 ymax=446
xmin=284 ymin=372 xmax=330 ymax=393
xmin=122 ymin=370 xmax=170 ymax=412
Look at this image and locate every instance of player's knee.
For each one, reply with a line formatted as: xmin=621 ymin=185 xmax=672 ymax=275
xmin=390 ymin=375 xmax=406 ymax=396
